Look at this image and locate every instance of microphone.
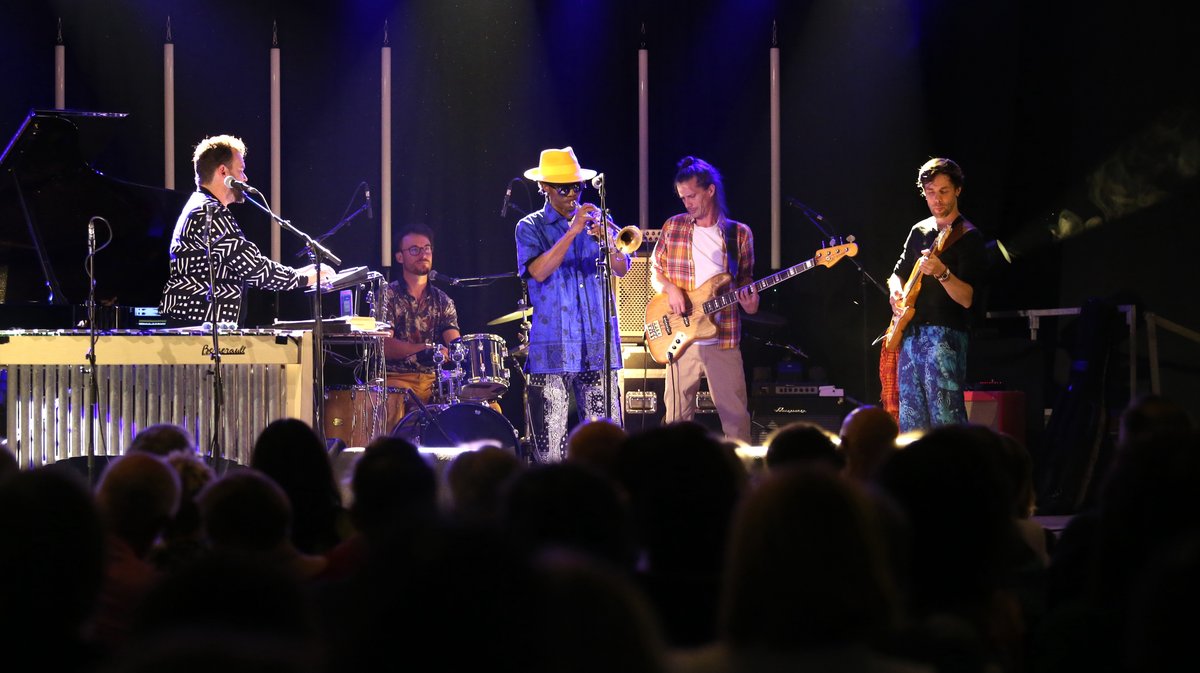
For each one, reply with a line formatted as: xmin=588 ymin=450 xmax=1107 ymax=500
xmin=591 ymin=173 xmax=605 ymax=190
xmin=784 ymin=196 xmax=824 ymax=221
xmin=365 ymin=187 xmax=373 ymax=219
xmin=428 ymin=269 xmax=459 ymax=286
xmin=500 ymin=181 xmax=513 ymax=217
xmin=223 ymin=175 xmax=260 ymax=194
xmin=87 ymin=218 xmax=96 ymax=253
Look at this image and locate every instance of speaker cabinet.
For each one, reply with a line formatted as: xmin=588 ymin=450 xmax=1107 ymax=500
xmin=750 ymin=395 xmax=848 ymax=445
xmin=618 ymin=347 xmax=722 ymax=434
xmin=964 ymin=390 xmax=1026 ymax=445
xmin=614 ymin=255 xmax=655 ymax=340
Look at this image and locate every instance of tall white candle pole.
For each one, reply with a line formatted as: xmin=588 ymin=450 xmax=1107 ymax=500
xmin=271 ymin=21 xmax=282 ymax=261
xmin=55 ymin=18 xmax=65 ymax=109
xmin=769 ymin=21 xmax=781 ymax=270
xmin=381 ymin=22 xmax=392 ymax=270
xmin=164 ymin=17 xmax=175 ymax=189
xmin=638 ymin=24 xmax=649 ymax=232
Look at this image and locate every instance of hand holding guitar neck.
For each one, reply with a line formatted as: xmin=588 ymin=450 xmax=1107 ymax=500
xmin=644 ymin=239 xmax=858 ymax=364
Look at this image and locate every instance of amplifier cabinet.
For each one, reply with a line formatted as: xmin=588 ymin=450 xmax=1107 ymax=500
xmin=750 ymin=394 xmax=848 ymax=445
xmin=964 ymin=390 xmax=1026 ymax=445
xmin=614 ymin=256 xmax=656 ymax=340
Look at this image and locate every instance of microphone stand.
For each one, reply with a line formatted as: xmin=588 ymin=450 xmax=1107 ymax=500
xmin=202 ymin=202 xmax=228 ymax=469
xmin=439 ymin=270 xmax=520 ymax=287
xmin=84 ymin=218 xmax=101 ymax=482
xmin=295 ymin=196 xmax=371 ymax=258
xmin=592 ymin=178 xmax=617 ymax=422
xmin=401 ymin=388 xmax=460 ymax=447
xmin=240 ymin=190 xmax=343 ymax=445
xmin=789 ymin=201 xmax=887 ymax=401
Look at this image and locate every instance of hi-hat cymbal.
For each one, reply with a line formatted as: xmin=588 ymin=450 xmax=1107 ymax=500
xmin=486 ymin=304 xmax=534 ymax=326
xmin=741 ymin=309 xmax=786 ymax=326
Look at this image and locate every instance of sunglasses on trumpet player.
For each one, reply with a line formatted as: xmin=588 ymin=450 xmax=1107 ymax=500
xmin=544 ymin=182 xmax=586 ymax=197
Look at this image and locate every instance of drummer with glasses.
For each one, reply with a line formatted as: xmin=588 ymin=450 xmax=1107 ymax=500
xmin=380 ymin=223 xmax=461 ymax=410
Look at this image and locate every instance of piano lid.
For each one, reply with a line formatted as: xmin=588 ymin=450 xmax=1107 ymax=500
xmin=0 ymin=109 xmax=189 ymax=312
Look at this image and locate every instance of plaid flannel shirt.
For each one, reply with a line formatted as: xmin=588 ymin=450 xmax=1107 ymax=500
xmin=651 ymin=213 xmax=755 ymax=349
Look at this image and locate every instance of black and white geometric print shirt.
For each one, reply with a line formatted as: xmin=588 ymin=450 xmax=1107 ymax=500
xmin=160 ymin=189 xmax=306 ymax=324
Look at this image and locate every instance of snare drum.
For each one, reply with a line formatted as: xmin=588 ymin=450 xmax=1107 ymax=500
xmin=324 ymin=385 xmax=405 ymax=447
xmin=391 ymin=402 xmax=519 ymax=454
xmin=453 ymin=333 xmax=510 ymax=400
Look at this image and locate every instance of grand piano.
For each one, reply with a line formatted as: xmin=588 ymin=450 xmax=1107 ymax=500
xmin=0 ymin=109 xmax=189 ymax=327
xmin=0 ymin=110 xmax=316 ymax=468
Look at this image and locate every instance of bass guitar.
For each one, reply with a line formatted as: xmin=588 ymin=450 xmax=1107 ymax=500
xmin=644 ymin=239 xmax=857 ymax=364
xmin=880 ymin=225 xmax=953 ymax=352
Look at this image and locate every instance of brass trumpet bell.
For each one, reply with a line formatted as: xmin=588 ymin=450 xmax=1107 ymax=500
xmin=611 ymin=225 xmax=643 ymax=254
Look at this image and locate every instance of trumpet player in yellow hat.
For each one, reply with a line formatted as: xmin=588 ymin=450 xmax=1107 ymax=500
xmin=514 ymin=147 xmax=629 ymax=463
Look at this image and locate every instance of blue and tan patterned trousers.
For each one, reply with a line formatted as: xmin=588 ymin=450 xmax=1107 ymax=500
xmin=898 ymin=325 xmax=968 ymax=433
xmin=525 ymin=371 xmax=622 ymax=463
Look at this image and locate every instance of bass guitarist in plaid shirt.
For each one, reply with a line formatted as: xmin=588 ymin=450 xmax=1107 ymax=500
xmin=650 ymin=156 xmax=757 ymax=443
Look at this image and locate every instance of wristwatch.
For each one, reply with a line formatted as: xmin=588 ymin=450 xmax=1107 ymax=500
xmin=936 ymin=269 xmax=951 ymax=282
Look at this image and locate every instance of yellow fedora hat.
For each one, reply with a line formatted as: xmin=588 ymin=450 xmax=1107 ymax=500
xmin=523 ymin=146 xmax=597 ymax=183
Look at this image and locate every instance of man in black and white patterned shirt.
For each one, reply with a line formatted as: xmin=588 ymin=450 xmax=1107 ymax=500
xmin=161 ymin=134 xmax=331 ymax=326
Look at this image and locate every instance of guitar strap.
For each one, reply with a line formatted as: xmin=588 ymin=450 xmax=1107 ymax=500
xmin=722 ymin=216 xmax=739 ymax=277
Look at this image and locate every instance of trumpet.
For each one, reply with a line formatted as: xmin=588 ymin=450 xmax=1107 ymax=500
xmin=573 ymin=201 xmax=644 ymax=254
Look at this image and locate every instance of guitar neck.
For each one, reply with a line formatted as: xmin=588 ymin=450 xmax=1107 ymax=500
xmin=700 ymin=259 xmax=818 ymax=315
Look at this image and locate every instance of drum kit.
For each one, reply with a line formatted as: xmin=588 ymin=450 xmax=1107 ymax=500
xmin=390 ymin=322 xmax=529 ymax=456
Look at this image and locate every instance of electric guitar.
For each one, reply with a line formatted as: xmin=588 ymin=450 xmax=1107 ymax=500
xmin=644 ymin=239 xmax=858 ymax=364
xmin=880 ymin=224 xmax=954 ymax=352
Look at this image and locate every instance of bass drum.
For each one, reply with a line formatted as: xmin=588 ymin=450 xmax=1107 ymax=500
xmin=391 ymin=402 xmax=519 ymax=455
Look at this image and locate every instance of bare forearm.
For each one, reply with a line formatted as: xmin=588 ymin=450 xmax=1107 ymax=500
xmin=527 ymin=231 xmax=578 ymax=282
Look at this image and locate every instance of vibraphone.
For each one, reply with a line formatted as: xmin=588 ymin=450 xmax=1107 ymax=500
xmin=0 ymin=330 xmax=314 ymax=468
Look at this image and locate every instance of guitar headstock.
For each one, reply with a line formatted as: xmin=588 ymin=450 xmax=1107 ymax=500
xmin=814 ymin=236 xmax=859 ymax=267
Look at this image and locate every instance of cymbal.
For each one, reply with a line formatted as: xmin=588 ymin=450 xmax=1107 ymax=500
xmin=486 ymin=304 xmax=533 ymax=326
xmin=741 ymin=309 xmax=786 ymax=326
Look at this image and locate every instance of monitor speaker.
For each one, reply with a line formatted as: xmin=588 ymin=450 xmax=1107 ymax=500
xmin=750 ymin=395 xmax=849 ymax=445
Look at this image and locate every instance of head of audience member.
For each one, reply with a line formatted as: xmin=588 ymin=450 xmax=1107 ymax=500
xmin=444 ymin=446 xmax=523 ymax=526
xmin=250 ymin=418 xmax=343 ymax=554
xmin=128 ymin=423 xmax=196 ymax=457
xmin=1117 ymin=393 xmax=1193 ymax=449
xmin=1095 ymin=430 xmax=1200 ymax=614
xmin=350 ymin=436 xmax=437 ymax=543
xmin=134 ymin=550 xmax=318 ymax=640
xmin=993 ymin=432 xmax=1037 ymax=519
xmin=197 ymin=469 xmax=328 ymax=581
xmin=721 ymin=468 xmax=899 ymax=652
xmin=1126 ymin=532 xmax=1200 ymax=673
xmin=535 ymin=549 xmax=667 ymax=673
xmin=152 ymin=450 xmax=217 ymax=571
xmin=199 ymin=470 xmax=291 ymax=554
xmin=616 ymin=421 xmax=747 ymax=574
xmin=566 ymin=418 xmax=628 ymax=478
xmin=502 ymin=462 xmax=635 ymax=571
xmin=0 ymin=444 xmax=19 ymax=482
xmin=875 ymin=424 xmax=1018 ymax=619
xmin=764 ymin=421 xmax=842 ymax=473
xmin=0 ymin=468 xmax=105 ymax=662
xmin=838 ymin=405 xmax=899 ymax=482
xmin=96 ymin=452 xmax=182 ymax=559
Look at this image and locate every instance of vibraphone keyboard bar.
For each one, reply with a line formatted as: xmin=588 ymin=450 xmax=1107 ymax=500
xmin=0 ymin=329 xmax=314 ymax=468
